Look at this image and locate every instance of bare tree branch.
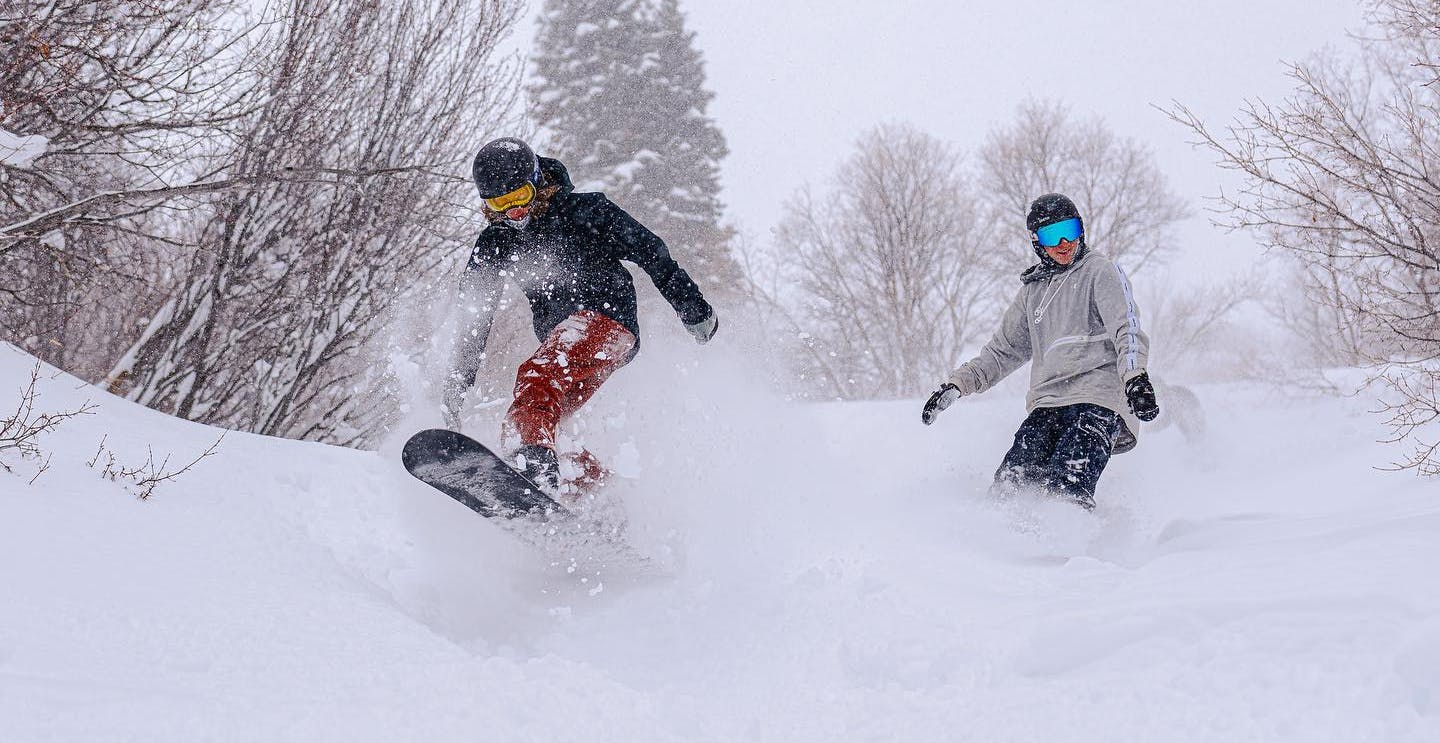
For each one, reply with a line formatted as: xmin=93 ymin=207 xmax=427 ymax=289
xmin=0 ymin=165 xmax=451 ymax=243
xmin=1167 ymin=0 xmax=1440 ymax=474
xmin=980 ymin=99 xmax=1192 ymax=276
xmin=0 ymin=361 xmax=97 ymax=479
xmin=772 ymin=124 xmax=1006 ymax=399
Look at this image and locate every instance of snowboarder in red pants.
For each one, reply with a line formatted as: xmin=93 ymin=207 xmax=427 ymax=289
xmin=443 ymin=138 xmax=717 ymax=497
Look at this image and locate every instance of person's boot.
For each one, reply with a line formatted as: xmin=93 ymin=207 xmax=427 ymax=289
xmin=510 ymin=444 xmax=560 ymax=495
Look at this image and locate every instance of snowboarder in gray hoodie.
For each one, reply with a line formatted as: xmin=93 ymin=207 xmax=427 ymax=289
xmin=921 ymin=193 xmax=1160 ymax=509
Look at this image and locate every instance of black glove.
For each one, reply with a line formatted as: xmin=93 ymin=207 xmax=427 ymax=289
xmin=1125 ymin=372 xmax=1160 ymax=422
xmin=922 ymin=383 xmax=963 ymax=425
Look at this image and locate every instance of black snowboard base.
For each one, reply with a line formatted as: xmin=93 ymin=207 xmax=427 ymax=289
xmin=401 ymin=428 xmax=657 ymax=574
xmin=402 ymin=428 xmax=570 ymax=521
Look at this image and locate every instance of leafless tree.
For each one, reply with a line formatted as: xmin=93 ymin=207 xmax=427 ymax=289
xmin=733 ymin=232 xmax=850 ymax=400
xmin=2 ymin=1 xmax=524 ymax=446
xmin=1261 ymin=256 xmax=1378 ymax=369
xmin=773 ymin=124 xmax=1007 ymax=399
xmin=103 ymin=0 xmax=524 ymax=445
xmin=0 ymin=0 xmax=266 ymax=376
xmin=1384 ymin=0 xmax=1440 ymax=84
xmin=1139 ymin=275 xmax=1261 ymax=378
xmin=1168 ymin=0 xmax=1440 ymax=474
xmin=980 ymin=99 xmax=1191 ymax=275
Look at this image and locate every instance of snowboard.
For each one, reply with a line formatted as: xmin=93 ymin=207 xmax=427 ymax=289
xmin=401 ymin=428 xmax=655 ymax=574
xmin=401 ymin=428 xmax=570 ymax=521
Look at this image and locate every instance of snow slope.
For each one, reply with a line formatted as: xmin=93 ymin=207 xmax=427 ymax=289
xmin=2 ymin=340 xmax=1438 ymax=743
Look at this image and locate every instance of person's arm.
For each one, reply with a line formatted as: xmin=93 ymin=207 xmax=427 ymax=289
xmin=1093 ymin=261 xmax=1159 ymax=421
xmin=598 ymin=197 xmax=713 ymax=328
xmin=1092 ymin=262 xmax=1150 ymax=383
xmin=947 ymin=290 xmax=1033 ymax=395
xmin=443 ymin=257 xmax=503 ymax=429
xmin=923 ymin=291 xmax=1031 ymax=425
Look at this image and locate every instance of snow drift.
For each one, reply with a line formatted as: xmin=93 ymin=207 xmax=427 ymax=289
xmin=1 ymin=340 xmax=1438 ymax=742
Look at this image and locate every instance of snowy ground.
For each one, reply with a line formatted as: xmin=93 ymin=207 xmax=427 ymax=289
xmin=2 ymin=340 xmax=1438 ymax=743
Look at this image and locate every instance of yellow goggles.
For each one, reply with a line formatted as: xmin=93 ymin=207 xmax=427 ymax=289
xmin=484 ymin=182 xmax=536 ymax=212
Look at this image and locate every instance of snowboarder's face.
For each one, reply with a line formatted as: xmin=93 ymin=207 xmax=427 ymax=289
xmin=485 ymin=182 xmax=537 ymax=227
xmin=1044 ymin=237 xmax=1080 ymax=265
xmin=1033 ymin=217 xmax=1083 ymax=265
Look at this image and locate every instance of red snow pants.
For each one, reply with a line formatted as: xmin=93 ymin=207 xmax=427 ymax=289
xmin=501 ymin=311 xmax=636 ymax=492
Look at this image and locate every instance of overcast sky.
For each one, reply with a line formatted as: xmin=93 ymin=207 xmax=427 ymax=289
xmin=522 ymin=0 xmax=1371 ymax=282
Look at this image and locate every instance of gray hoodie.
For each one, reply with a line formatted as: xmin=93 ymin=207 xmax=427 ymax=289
xmin=946 ymin=252 xmax=1149 ymax=453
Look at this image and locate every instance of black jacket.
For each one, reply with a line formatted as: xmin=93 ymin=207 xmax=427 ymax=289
xmin=450 ymin=157 xmax=712 ymax=387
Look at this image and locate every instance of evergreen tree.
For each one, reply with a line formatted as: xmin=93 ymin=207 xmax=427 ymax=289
xmin=529 ymin=0 xmax=744 ymax=300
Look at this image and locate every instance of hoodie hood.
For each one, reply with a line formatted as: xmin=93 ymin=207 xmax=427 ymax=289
xmin=537 ymin=156 xmax=573 ymax=196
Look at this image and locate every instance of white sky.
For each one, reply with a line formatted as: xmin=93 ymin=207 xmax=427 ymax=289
xmin=520 ymin=0 xmax=1371 ymax=282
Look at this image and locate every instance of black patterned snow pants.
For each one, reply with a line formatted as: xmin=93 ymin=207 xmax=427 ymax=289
xmin=992 ymin=403 xmax=1121 ymax=510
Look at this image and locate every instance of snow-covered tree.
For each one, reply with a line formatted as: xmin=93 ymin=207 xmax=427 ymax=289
xmin=102 ymin=0 xmax=524 ymax=446
xmin=0 ymin=0 xmax=260 ymax=379
xmin=528 ymin=0 xmax=744 ymax=300
xmin=1 ymin=1 xmax=527 ymax=449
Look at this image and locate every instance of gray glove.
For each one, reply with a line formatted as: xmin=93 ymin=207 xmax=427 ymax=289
xmin=921 ymin=383 xmax=963 ymax=425
xmin=685 ymin=312 xmax=718 ymax=345
xmin=441 ymin=375 xmax=467 ymax=431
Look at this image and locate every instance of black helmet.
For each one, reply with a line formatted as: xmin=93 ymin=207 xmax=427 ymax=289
xmin=1026 ymin=192 xmax=1085 ymax=261
xmin=471 ymin=137 xmax=540 ymax=199
xmin=1026 ymin=192 xmax=1081 ymax=232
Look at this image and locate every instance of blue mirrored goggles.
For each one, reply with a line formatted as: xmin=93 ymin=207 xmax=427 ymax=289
xmin=1035 ymin=218 xmax=1083 ymax=247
